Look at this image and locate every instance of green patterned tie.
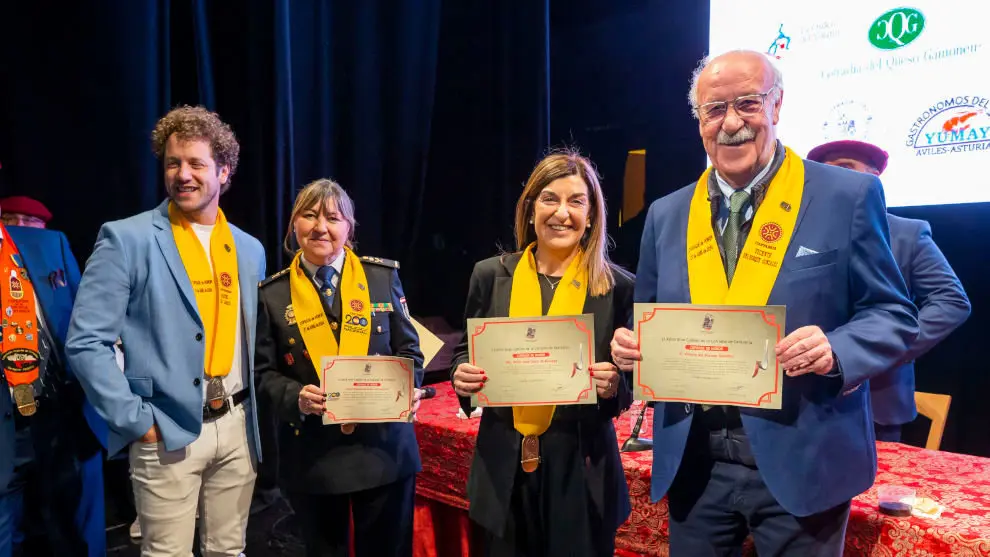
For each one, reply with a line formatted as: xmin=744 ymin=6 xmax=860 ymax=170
xmin=723 ymin=190 xmax=751 ymax=284
xmin=701 ymin=190 xmax=751 ymax=414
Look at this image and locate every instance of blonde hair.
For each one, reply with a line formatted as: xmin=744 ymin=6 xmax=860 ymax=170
xmin=513 ymin=149 xmax=615 ymax=297
xmin=283 ymin=178 xmax=358 ymax=255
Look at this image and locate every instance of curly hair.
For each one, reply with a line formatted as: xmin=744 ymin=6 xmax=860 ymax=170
xmin=151 ymin=105 xmax=240 ymax=193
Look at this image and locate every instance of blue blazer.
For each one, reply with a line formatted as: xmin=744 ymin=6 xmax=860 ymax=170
xmin=0 ymin=226 xmax=105 ymax=556
xmin=66 ymin=200 xmax=266 ymax=456
xmin=636 ymin=161 xmax=919 ymax=517
xmin=872 ymin=215 xmax=970 ymax=426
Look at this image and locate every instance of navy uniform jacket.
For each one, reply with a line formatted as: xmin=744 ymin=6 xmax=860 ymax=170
xmin=873 ymin=215 xmax=970 ymax=425
xmin=254 ymin=254 xmax=424 ymax=495
xmin=0 ymin=226 xmax=105 ymax=556
xmin=638 ymin=161 xmax=919 ymax=517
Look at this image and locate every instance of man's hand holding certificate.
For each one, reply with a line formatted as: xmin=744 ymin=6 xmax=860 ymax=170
xmin=626 ymin=304 xmax=787 ymax=409
xmin=464 ymin=314 xmax=597 ymax=407
xmin=319 ymin=356 xmax=416 ymax=425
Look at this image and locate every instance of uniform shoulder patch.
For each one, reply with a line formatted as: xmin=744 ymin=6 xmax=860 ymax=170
xmin=259 ymin=267 xmax=291 ymax=287
xmin=359 ymin=255 xmax=400 ymax=269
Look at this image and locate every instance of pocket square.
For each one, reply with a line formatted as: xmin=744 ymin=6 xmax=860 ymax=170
xmin=795 ymin=246 xmax=819 ymax=258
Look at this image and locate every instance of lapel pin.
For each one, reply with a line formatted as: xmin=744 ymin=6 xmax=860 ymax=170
xmin=780 ymin=202 xmax=792 ymax=212
xmin=224 ymin=244 xmax=232 ymax=253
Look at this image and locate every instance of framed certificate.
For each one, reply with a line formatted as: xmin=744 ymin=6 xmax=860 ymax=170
xmin=467 ymin=314 xmax=596 ymax=407
xmin=320 ymin=356 xmax=415 ymax=424
xmin=634 ymin=304 xmax=786 ymax=409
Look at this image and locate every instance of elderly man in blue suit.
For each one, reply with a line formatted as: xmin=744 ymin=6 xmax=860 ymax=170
xmin=807 ymin=139 xmax=971 ymax=442
xmin=611 ymin=50 xmax=919 ymax=555
xmin=0 ymin=215 xmax=106 ymax=556
xmin=67 ymin=106 xmax=266 ymax=557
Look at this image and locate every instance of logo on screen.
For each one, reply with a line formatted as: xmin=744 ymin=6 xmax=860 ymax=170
xmin=906 ymin=96 xmax=990 ymax=156
xmin=767 ymin=24 xmax=791 ymax=60
xmin=869 ymin=8 xmax=925 ymax=50
xmin=822 ymin=101 xmax=873 ymax=141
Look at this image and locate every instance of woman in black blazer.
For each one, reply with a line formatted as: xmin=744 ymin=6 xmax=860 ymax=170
xmin=254 ymin=178 xmax=424 ymax=557
xmin=451 ymin=151 xmax=634 ymax=556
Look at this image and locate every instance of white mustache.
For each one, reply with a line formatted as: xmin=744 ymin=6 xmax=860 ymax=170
xmin=718 ymin=127 xmax=756 ymax=145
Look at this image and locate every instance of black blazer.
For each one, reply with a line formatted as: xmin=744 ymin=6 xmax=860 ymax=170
xmin=450 ymin=252 xmax=634 ymax=538
xmin=254 ymin=255 xmax=424 ymax=495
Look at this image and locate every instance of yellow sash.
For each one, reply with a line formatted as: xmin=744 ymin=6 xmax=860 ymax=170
xmin=289 ymin=247 xmax=372 ymax=359
xmin=508 ymin=243 xmax=588 ymax=437
xmin=169 ymin=203 xmax=239 ymax=378
xmin=687 ymin=146 xmax=804 ymax=304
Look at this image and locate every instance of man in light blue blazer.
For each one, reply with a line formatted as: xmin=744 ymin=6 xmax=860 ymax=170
xmin=807 ymin=139 xmax=971 ymax=442
xmin=611 ymin=51 xmax=918 ymax=556
xmin=66 ymin=106 xmax=266 ymax=557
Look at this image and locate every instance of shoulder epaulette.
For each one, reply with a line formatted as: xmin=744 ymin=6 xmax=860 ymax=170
xmin=258 ymin=267 xmax=290 ymax=287
xmin=359 ymin=255 xmax=400 ymax=269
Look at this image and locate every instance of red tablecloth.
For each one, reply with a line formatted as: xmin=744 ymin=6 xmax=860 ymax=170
xmin=413 ymin=383 xmax=990 ymax=556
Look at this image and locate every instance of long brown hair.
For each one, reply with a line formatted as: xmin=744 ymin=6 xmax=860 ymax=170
xmin=513 ymin=149 xmax=615 ymax=296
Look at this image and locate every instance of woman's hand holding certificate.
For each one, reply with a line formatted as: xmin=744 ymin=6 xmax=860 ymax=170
xmin=465 ymin=314 xmax=597 ymax=407
xmin=319 ymin=356 xmax=417 ymax=425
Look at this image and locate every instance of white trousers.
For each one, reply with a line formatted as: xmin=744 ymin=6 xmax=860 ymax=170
xmin=129 ymin=403 xmax=257 ymax=557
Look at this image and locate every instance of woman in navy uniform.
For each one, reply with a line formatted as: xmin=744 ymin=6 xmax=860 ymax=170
xmin=451 ymin=151 xmax=634 ymax=556
xmin=254 ymin=178 xmax=424 ymax=557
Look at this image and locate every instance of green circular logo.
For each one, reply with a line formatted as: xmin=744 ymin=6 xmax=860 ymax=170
xmin=869 ymin=8 xmax=925 ymax=50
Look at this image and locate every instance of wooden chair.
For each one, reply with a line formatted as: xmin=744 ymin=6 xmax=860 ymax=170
xmin=914 ymin=392 xmax=952 ymax=450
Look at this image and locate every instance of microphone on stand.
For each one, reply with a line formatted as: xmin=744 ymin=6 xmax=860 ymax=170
xmin=621 ymin=401 xmax=653 ymax=452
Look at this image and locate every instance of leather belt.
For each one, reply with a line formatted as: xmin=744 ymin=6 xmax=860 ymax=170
xmin=203 ymin=389 xmax=248 ymax=421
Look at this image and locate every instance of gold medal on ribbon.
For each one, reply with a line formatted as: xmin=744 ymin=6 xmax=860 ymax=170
xmin=520 ymin=435 xmax=540 ymax=473
xmin=12 ymin=383 xmax=36 ymax=416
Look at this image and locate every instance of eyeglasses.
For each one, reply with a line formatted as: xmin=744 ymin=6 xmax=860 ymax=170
xmin=695 ymin=88 xmax=776 ymax=124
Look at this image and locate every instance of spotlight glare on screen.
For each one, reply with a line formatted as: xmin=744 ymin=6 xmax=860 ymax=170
xmin=708 ymin=0 xmax=990 ymax=207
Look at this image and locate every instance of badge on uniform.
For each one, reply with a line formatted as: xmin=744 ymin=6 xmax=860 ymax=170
xmin=284 ymin=353 xmax=295 ymax=366
xmin=399 ymin=297 xmax=410 ymax=320
xmin=284 ymin=305 xmax=296 ymax=326
xmin=370 ymin=302 xmax=393 ymax=313
xmin=288 ymin=337 xmax=296 ymax=346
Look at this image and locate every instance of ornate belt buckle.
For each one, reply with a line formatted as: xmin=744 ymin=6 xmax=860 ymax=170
xmin=206 ymin=376 xmax=227 ymax=411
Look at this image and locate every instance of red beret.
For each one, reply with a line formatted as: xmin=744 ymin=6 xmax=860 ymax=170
xmin=806 ymin=140 xmax=888 ymax=174
xmin=0 ymin=196 xmax=53 ymax=223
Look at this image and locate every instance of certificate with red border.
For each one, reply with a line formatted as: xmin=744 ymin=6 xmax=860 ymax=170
xmin=467 ymin=314 xmax=596 ymax=407
xmin=634 ymin=304 xmax=786 ymax=409
xmin=320 ymin=356 xmax=415 ymax=424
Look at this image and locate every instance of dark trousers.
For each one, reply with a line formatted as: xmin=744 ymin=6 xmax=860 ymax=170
xmin=288 ymin=474 xmax=415 ymax=557
xmin=484 ymin=462 xmax=612 ymax=557
xmin=667 ymin=414 xmax=851 ymax=557
xmin=0 ymin=458 xmax=106 ymax=557
xmin=874 ymin=423 xmax=902 ymax=443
